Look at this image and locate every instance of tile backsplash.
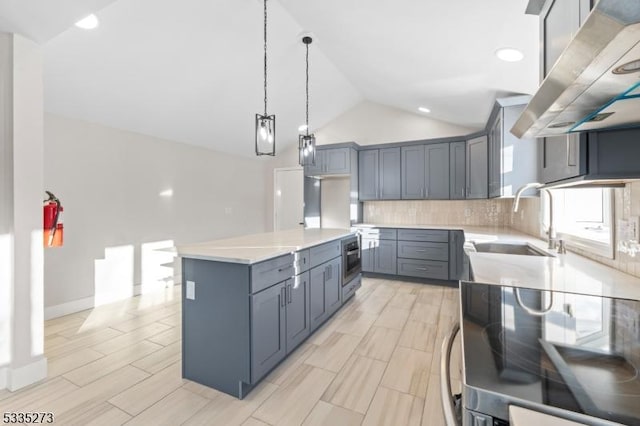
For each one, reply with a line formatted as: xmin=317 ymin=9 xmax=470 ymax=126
xmin=363 ymin=198 xmax=538 ymax=229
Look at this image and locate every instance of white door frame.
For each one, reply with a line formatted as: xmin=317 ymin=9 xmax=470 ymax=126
xmin=273 ymin=166 xmax=304 ymax=231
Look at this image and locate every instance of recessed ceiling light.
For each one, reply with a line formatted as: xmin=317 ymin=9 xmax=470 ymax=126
xmin=75 ymin=14 xmax=99 ymax=30
xmin=495 ymin=48 xmax=524 ymax=62
xmin=298 ymin=124 xmax=308 ymax=132
xmin=418 ymin=107 xmax=431 ymax=113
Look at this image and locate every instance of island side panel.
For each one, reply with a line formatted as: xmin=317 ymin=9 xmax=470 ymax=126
xmin=182 ymin=257 xmax=251 ymax=397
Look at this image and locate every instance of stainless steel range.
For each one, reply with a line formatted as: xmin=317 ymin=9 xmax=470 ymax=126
xmin=442 ymin=282 xmax=640 ymax=426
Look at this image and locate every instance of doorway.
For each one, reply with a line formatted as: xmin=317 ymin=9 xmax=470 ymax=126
xmin=274 ymin=167 xmax=304 ymax=231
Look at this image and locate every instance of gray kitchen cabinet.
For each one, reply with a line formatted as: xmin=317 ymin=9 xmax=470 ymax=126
xmin=285 ymin=272 xmax=310 ymax=353
xmin=304 ymin=147 xmax=353 ymax=176
xmin=541 ymin=133 xmax=587 ymax=183
xmin=361 ymin=236 xmax=397 ymax=275
xmin=402 ymin=143 xmax=449 ymax=199
xmin=487 ymin=97 xmax=539 ymax=198
xmin=379 ymin=147 xmax=401 ymax=199
xmin=425 ymin=143 xmax=450 ymax=199
xmin=466 ymin=135 xmax=488 ymax=199
xmin=251 ymin=281 xmax=286 ymax=383
xmin=374 ymin=239 xmax=397 ymax=275
xmin=309 ymin=257 xmax=342 ymax=331
xmin=450 ymin=141 xmax=466 ymax=200
xmin=401 ymin=145 xmax=425 ymax=199
xmin=449 ymin=230 xmax=467 ymax=281
xmin=539 ymin=0 xmax=593 ymax=79
xmin=358 ymin=150 xmax=379 ymax=201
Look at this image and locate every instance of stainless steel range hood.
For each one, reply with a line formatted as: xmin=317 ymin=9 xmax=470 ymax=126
xmin=512 ymin=0 xmax=640 ymax=139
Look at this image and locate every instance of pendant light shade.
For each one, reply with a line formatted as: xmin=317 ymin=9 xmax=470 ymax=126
xmin=299 ymin=36 xmax=316 ymax=166
xmin=256 ymin=0 xmax=275 ymax=156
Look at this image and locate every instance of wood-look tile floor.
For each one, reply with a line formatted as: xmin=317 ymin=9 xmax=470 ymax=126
xmin=0 ymin=278 xmax=462 ymax=426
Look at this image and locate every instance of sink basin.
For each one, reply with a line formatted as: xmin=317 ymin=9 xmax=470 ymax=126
xmin=472 ymin=242 xmax=554 ymax=257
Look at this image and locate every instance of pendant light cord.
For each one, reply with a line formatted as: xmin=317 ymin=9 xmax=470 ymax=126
xmin=305 ymin=42 xmax=309 ymax=136
xmin=263 ymin=0 xmax=268 ymax=116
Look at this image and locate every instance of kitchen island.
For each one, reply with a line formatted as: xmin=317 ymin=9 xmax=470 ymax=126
xmin=176 ymin=228 xmax=360 ymax=399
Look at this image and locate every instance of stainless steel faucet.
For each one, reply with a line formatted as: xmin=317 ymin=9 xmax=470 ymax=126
xmin=513 ymin=182 xmax=557 ymax=250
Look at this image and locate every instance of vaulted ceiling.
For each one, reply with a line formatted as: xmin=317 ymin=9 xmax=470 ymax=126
xmin=1 ymin=0 xmax=539 ymax=157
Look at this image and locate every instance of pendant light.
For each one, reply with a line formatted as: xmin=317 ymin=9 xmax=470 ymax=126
xmin=255 ymin=0 xmax=275 ymax=156
xmin=299 ymin=36 xmax=316 ymax=166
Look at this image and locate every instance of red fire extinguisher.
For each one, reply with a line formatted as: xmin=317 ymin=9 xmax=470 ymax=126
xmin=43 ymin=191 xmax=63 ymax=248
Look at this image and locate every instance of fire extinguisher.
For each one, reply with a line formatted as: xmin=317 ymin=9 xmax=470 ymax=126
xmin=43 ymin=191 xmax=63 ymax=248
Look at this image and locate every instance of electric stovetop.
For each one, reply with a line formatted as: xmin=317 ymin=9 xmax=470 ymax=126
xmin=461 ymin=282 xmax=640 ymax=425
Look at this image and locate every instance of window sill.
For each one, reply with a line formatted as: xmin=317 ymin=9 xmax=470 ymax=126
xmin=557 ymin=232 xmax=614 ymax=259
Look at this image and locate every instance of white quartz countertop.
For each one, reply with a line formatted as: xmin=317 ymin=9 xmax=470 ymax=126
xmin=354 ymin=223 xmax=640 ymax=300
xmin=176 ymin=228 xmax=353 ymax=264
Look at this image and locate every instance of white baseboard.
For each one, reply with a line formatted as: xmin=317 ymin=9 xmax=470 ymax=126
xmin=0 ymin=366 xmax=7 ymax=390
xmin=44 ymin=295 xmax=94 ymax=320
xmin=6 ymin=357 xmax=47 ymax=391
xmin=44 ymin=283 xmax=181 ymax=320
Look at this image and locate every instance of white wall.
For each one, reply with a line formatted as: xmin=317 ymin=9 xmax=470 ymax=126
xmin=44 ymin=114 xmax=270 ymax=313
xmin=315 ymin=101 xmax=474 ymax=146
xmin=0 ymin=33 xmax=46 ymax=391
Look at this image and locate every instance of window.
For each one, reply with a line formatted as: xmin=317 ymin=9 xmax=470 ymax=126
xmin=546 ymin=188 xmax=614 ymax=258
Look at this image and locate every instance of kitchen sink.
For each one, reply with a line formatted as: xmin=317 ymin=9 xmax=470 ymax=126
xmin=472 ymin=242 xmax=554 ymax=257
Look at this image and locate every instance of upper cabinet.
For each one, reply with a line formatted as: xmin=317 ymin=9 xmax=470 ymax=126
xmin=487 ymin=96 xmax=539 ymax=198
xmin=540 ymin=0 xmax=592 ymax=79
xmin=449 ymin=141 xmax=466 ymax=200
xmin=401 ymin=143 xmax=450 ymax=200
xmin=541 ymin=133 xmax=586 ymax=183
xmin=358 ymin=148 xmax=401 ymax=201
xmin=466 ymin=135 xmax=488 ymax=199
xmin=304 ymin=147 xmax=354 ymax=177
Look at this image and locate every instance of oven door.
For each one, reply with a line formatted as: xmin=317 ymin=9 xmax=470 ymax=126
xmin=342 ymin=239 xmax=361 ymax=285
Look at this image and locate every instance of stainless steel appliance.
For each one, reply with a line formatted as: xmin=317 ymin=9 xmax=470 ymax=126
xmin=342 ymin=236 xmax=361 ymax=284
xmin=442 ymin=282 xmax=640 ymax=426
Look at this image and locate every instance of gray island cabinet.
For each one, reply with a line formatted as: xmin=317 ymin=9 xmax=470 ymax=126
xmin=178 ymin=229 xmax=360 ymax=399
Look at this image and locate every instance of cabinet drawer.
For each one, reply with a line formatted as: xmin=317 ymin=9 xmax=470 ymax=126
xmin=398 ymin=241 xmax=448 ymax=261
xmin=251 ymin=254 xmax=295 ymax=294
xmin=359 ymin=228 xmax=397 ymax=240
xmin=294 ymin=249 xmax=310 ymax=274
xmin=397 ymin=229 xmax=448 ymax=243
xmin=342 ymin=275 xmax=361 ymax=302
xmin=397 ymin=259 xmax=449 ymax=280
xmin=309 ymin=240 xmax=342 ymax=268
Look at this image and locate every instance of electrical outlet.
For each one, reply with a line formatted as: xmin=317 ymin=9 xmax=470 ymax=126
xmin=186 ymin=280 xmax=195 ymax=300
xmin=631 ymin=216 xmax=640 ymax=242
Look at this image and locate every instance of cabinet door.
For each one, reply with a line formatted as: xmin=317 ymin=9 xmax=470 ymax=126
xmin=541 ymin=0 xmax=584 ymax=78
xmin=379 ymin=147 xmax=401 ymax=199
xmin=309 ymin=264 xmax=327 ymax=331
xmin=374 ymin=239 xmax=397 ymax=275
xmin=488 ymin=114 xmax=503 ymax=198
xmin=304 ymin=150 xmax=324 ymax=177
xmin=450 ymin=142 xmax=466 ymax=200
xmin=286 ymin=272 xmax=310 ymax=353
xmin=541 ymin=133 xmax=586 ymax=183
xmin=358 ymin=150 xmax=379 ymax=200
xmin=466 ymin=136 xmax=488 ymax=199
xmin=324 ymin=148 xmax=351 ymax=174
xmin=401 ymin=145 xmax=425 ymax=199
xmin=425 ymin=143 xmax=450 ymax=199
xmin=251 ymin=282 xmax=286 ymax=383
xmin=361 ymin=238 xmax=376 ymax=273
xmin=324 ymin=257 xmax=342 ymax=316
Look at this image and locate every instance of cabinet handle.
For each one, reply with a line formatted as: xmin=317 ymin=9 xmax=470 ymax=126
xmin=287 ymin=284 xmax=292 ymax=304
xmin=415 ymin=249 xmax=427 ymax=252
xmin=278 ymin=265 xmax=293 ymax=273
xmin=281 ymin=287 xmax=286 ymax=307
xmin=415 ymin=267 xmax=429 ymax=271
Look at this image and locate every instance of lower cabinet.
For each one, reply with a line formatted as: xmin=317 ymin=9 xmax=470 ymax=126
xmin=251 ymin=281 xmax=287 ymax=383
xmin=285 ymin=272 xmax=311 ymax=353
xmin=362 ymin=238 xmax=397 ymax=275
xmin=310 ymin=257 xmax=342 ymax=332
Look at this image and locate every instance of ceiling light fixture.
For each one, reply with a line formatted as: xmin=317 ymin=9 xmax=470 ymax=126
xmin=495 ymin=47 xmax=524 ymax=62
xmin=75 ymin=14 xmax=99 ymax=30
xmin=299 ymin=36 xmax=316 ymax=166
xmin=255 ymin=0 xmax=275 ymax=156
xmin=418 ymin=107 xmax=431 ymax=113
